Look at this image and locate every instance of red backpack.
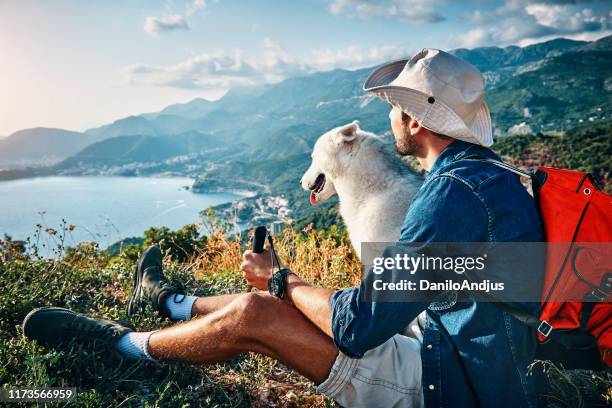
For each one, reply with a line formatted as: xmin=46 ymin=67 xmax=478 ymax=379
xmin=484 ymin=160 xmax=612 ymax=369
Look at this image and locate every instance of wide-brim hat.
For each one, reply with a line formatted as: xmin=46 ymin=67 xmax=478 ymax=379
xmin=363 ymin=48 xmax=493 ymax=147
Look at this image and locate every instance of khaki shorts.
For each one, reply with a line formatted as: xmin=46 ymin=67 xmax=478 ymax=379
xmin=316 ymin=334 xmax=424 ymax=408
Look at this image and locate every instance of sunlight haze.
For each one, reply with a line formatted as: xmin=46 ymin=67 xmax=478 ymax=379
xmin=1 ymin=0 xmax=610 ymax=136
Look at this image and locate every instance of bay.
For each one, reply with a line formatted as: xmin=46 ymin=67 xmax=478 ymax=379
xmin=0 ymin=176 xmax=243 ymax=253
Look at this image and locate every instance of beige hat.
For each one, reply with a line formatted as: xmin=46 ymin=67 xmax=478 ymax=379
xmin=363 ymin=48 xmax=493 ymax=147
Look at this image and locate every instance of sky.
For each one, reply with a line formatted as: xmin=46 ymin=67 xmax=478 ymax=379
xmin=0 ymin=0 xmax=610 ymax=136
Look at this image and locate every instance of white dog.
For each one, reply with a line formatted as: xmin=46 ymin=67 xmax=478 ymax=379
xmin=301 ymin=120 xmax=422 ymax=259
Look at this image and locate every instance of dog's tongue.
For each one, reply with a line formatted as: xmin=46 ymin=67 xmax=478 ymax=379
xmin=310 ymin=190 xmax=319 ymax=206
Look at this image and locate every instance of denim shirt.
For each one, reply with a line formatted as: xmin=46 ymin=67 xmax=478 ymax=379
xmin=330 ymin=140 xmax=545 ymax=408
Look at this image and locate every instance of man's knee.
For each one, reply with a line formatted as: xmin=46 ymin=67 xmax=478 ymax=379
xmin=229 ymin=292 xmax=284 ymax=326
xmin=221 ymin=292 xmax=293 ymax=351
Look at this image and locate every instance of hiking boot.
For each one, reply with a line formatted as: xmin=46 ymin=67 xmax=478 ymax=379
xmin=22 ymin=307 xmax=132 ymax=349
xmin=126 ymin=245 xmax=179 ymax=318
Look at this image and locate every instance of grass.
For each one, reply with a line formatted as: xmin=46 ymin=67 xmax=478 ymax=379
xmin=1 ymin=221 xmax=610 ymax=407
xmin=0 ymin=221 xmax=359 ymax=407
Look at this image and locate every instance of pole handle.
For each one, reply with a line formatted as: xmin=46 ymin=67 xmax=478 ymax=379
xmin=252 ymin=226 xmax=267 ymax=253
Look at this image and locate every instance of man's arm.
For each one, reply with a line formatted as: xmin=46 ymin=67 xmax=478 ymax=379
xmin=284 ymin=274 xmax=334 ymax=337
xmin=241 ymin=247 xmax=425 ymax=358
xmin=284 ymin=273 xmax=427 ymax=358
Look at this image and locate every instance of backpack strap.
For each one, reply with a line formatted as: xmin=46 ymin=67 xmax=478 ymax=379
xmin=491 ymin=301 xmax=549 ymax=336
xmin=462 ymin=156 xmax=547 ymax=195
xmin=469 ymin=157 xmax=535 ymax=179
xmin=464 ymin=271 xmax=583 ymax=345
xmin=494 ymin=301 xmax=598 ymax=349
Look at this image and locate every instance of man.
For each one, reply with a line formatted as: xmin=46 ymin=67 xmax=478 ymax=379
xmin=23 ymin=49 xmax=544 ymax=407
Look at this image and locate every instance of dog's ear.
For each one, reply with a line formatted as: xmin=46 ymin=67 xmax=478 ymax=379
xmin=336 ymin=120 xmax=360 ymax=143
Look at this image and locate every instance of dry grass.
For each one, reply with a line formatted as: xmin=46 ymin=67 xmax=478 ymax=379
xmin=191 ymin=224 xmax=362 ymax=291
xmin=1 ymin=225 xmax=610 ymax=407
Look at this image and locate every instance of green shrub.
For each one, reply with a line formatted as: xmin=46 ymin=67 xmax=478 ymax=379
xmin=143 ymin=224 xmax=206 ymax=263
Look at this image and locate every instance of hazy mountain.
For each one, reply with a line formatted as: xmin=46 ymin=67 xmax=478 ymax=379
xmin=3 ymin=34 xmax=610 ymax=171
xmin=179 ymin=67 xmax=389 ymax=159
xmin=85 ymin=115 xmax=161 ymax=140
xmin=147 ymin=35 xmax=610 ymax=156
xmin=142 ymin=98 xmax=216 ymax=120
xmin=0 ymin=127 xmax=93 ymax=166
xmin=57 ymin=131 xmax=226 ymax=168
xmin=581 ymin=34 xmax=612 ymax=51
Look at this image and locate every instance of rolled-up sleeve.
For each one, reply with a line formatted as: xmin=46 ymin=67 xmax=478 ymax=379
xmin=330 ymin=286 xmax=427 ymax=358
xmin=329 ymin=175 xmax=489 ymax=358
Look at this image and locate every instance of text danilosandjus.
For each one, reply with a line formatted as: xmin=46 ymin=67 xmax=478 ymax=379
xmin=372 ymin=279 xmax=505 ymax=293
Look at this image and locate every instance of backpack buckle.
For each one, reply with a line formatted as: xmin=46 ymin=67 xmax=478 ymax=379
xmin=537 ymin=320 xmax=553 ymax=337
xmin=588 ymin=288 xmax=607 ymax=302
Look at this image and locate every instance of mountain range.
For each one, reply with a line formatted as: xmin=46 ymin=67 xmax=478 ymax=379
xmin=0 ymin=128 xmax=97 ymax=169
xmin=0 ymin=35 xmax=610 ymax=173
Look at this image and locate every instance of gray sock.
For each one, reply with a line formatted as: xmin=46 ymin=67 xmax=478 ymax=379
xmin=164 ymin=293 xmax=198 ymax=321
xmin=117 ymin=331 xmax=156 ymax=361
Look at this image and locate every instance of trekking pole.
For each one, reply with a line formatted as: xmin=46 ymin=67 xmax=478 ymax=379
xmin=247 ymin=226 xmax=268 ymax=291
xmin=252 ymin=225 xmax=267 ymax=254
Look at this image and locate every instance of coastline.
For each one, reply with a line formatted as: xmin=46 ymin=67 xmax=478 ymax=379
xmin=0 ymin=176 xmax=246 ymax=257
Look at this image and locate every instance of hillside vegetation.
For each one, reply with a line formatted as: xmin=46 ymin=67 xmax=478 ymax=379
xmin=1 ymin=218 xmax=611 ymax=407
xmin=0 ymin=221 xmax=358 ymax=407
xmin=494 ymin=122 xmax=612 ymax=193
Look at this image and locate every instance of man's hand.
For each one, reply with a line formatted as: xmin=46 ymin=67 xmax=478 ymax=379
xmin=241 ymin=249 xmax=279 ymax=291
xmin=242 ymin=248 xmax=334 ymax=336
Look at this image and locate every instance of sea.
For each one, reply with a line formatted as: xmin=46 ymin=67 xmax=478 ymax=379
xmin=0 ymin=176 xmax=243 ymax=255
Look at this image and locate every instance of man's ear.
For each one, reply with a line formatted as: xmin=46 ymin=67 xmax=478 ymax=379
xmin=408 ymin=117 xmax=422 ymax=136
xmin=336 ymin=120 xmax=360 ymax=143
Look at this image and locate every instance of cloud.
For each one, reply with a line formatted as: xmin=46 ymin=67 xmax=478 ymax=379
xmin=525 ymin=4 xmax=604 ymax=31
xmin=538 ymin=0 xmax=595 ymax=4
xmin=329 ymin=0 xmax=445 ymax=23
xmin=310 ymin=44 xmax=414 ymax=71
xmin=123 ymin=39 xmax=309 ymax=90
xmin=464 ymin=10 xmax=486 ymax=25
xmin=260 ymin=38 xmax=310 ymax=81
xmin=123 ymin=40 xmax=414 ymax=90
xmin=452 ymin=0 xmax=610 ymax=47
xmin=186 ymin=0 xmax=208 ymax=16
xmin=123 ymin=50 xmax=263 ymax=89
xmin=144 ymin=0 xmax=211 ymax=36
xmin=143 ymin=15 xmax=190 ymax=35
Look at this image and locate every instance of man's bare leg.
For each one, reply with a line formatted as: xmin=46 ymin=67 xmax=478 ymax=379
xmin=150 ymin=291 xmax=338 ymax=384
xmin=190 ymin=293 xmax=241 ymax=317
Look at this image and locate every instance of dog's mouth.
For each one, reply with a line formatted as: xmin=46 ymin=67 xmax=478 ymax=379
xmin=309 ymin=174 xmax=326 ymax=206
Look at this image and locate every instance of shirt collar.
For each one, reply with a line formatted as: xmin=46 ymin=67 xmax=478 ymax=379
xmin=426 ymin=140 xmax=483 ymax=178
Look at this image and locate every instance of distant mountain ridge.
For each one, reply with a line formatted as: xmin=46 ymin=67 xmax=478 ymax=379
xmin=0 ymin=128 xmax=94 ymax=169
xmin=78 ymin=34 xmax=609 ymax=161
xmin=57 ymin=131 xmax=225 ymax=169
xmin=142 ymin=98 xmax=216 ymax=120
xmin=2 ymin=34 xmax=610 ymax=170
xmin=451 ymin=38 xmax=587 ymax=73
